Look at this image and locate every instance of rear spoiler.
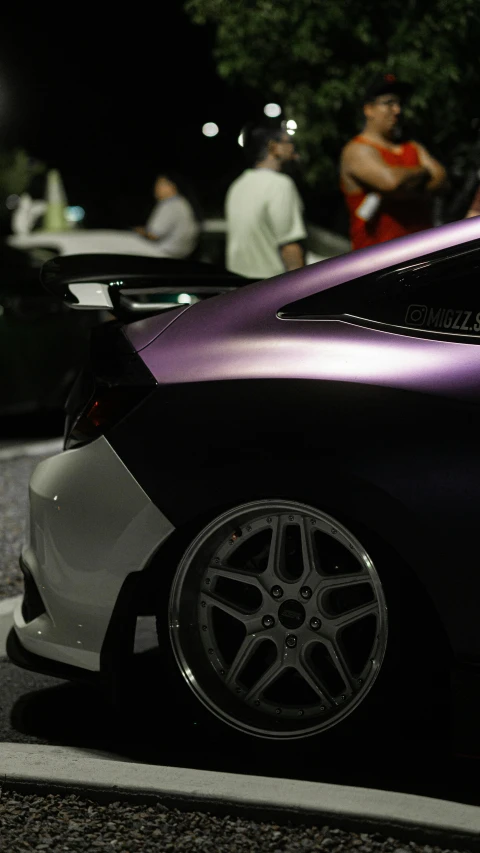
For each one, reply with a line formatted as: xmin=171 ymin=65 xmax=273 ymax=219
xmin=40 ymin=253 xmax=249 ymax=315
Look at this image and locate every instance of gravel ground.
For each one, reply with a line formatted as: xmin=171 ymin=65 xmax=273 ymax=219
xmin=0 ymin=790 xmax=474 ymax=853
xmin=0 ymin=456 xmax=49 ymax=600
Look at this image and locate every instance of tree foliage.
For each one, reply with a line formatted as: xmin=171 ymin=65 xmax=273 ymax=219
xmin=185 ymin=0 xmax=480 ymax=190
xmin=0 ymin=148 xmax=45 ymax=233
xmin=0 ymin=148 xmax=45 ymax=199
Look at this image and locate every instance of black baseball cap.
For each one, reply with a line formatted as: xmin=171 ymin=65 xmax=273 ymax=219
xmin=363 ymin=73 xmax=413 ymax=105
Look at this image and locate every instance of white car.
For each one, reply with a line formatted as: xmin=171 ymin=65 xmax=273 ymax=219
xmin=8 ymin=228 xmax=186 ymax=258
xmin=8 ymin=220 xmax=350 ymax=265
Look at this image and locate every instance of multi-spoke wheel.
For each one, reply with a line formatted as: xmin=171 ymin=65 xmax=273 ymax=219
xmin=168 ymin=500 xmax=388 ymax=739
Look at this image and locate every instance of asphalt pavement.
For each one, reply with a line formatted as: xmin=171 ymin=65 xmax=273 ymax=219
xmin=0 ymin=440 xmax=61 ymax=599
xmin=0 ymin=437 xmax=479 ymax=850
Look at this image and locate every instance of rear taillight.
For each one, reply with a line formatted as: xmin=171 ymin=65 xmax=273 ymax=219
xmin=66 ymin=386 xmax=150 ymax=447
xmin=64 ymin=322 xmax=156 ymax=449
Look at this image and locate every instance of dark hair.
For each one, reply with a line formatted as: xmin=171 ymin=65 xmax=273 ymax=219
xmin=362 ymin=75 xmax=413 ymax=106
xmin=242 ymin=124 xmax=286 ymax=165
xmin=155 ymin=170 xmax=204 ymax=223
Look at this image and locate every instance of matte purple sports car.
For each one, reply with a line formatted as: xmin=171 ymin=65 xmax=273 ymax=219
xmin=8 ymin=218 xmax=480 ymax=745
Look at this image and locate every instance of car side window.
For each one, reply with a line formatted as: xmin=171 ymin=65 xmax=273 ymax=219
xmin=279 ymin=240 xmax=480 ymax=342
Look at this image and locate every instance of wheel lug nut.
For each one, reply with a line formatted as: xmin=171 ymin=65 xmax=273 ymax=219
xmin=262 ymin=615 xmax=275 ymax=628
xmin=310 ymin=617 xmax=321 ymax=631
xmin=285 ymin=634 xmax=297 ymax=648
xmin=300 ymin=586 xmax=312 ymax=600
xmin=271 ymin=585 xmax=283 ymax=599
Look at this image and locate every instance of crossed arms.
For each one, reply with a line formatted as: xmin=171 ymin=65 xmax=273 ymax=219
xmin=341 ymin=141 xmax=447 ymax=196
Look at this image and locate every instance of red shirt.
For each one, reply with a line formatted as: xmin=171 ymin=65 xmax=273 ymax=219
xmin=342 ymin=135 xmax=432 ymax=250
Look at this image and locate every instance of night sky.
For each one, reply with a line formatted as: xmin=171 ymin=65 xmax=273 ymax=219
xmin=0 ymin=8 xmax=265 ymax=228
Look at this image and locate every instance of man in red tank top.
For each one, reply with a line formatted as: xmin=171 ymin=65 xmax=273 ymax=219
xmin=340 ymin=74 xmax=447 ymax=250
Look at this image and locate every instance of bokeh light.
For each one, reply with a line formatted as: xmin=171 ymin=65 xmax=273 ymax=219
xmin=5 ymin=194 xmax=19 ymax=210
xmin=65 ymin=206 xmax=85 ymax=223
xmin=202 ymin=122 xmax=219 ymax=137
xmin=263 ymin=103 xmax=281 ymax=118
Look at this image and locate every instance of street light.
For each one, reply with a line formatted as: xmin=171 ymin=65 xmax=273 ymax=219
xmin=202 ymin=122 xmax=219 ymax=137
xmin=238 ymin=132 xmax=244 ymax=147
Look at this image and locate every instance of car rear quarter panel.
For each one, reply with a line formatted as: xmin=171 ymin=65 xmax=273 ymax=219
xmin=111 ymin=219 xmax=480 ymax=659
xmin=110 ymin=370 xmax=480 ymax=660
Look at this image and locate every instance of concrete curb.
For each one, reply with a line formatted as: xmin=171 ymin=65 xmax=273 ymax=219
xmin=0 ymin=744 xmax=479 ymax=849
xmin=0 ymin=596 xmax=22 ymax=657
xmin=0 ymin=438 xmax=63 ymax=461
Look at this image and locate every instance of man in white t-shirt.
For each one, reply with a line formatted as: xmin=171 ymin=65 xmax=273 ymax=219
xmin=225 ymin=126 xmax=307 ymax=279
